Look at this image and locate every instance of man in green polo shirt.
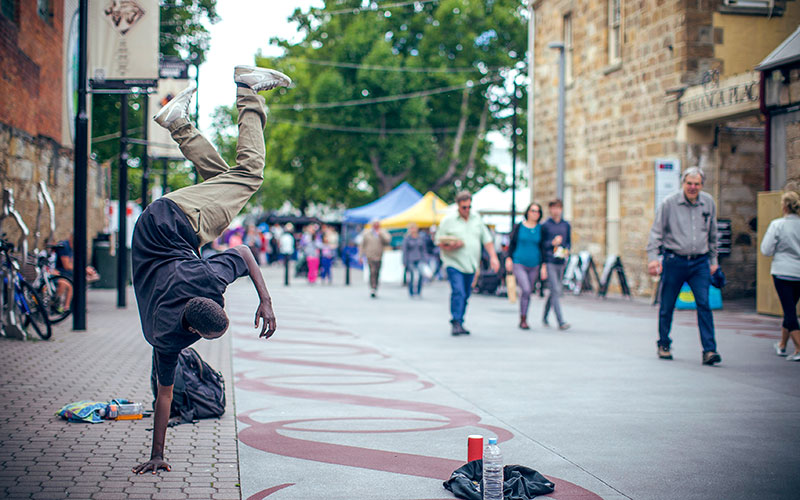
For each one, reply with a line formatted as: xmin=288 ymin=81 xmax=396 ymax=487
xmin=436 ymin=190 xmax=500 ymax=336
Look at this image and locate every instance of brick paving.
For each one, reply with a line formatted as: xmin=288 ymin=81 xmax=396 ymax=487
xmin=0 ymin=289 xmax=241 ymax=500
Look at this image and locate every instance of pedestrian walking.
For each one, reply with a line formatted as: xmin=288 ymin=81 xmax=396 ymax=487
xmin=647 ymin=167 xmax=721 ymax=365
xmin=130 ymin=66 xmax=288 ymax=474
xmin=359 ymin=219 xmax=391 ymax=298
xmin=402 ymin=223 xmax=429 ymax=297
xmin=540 ymin=199 xmax=571 ymax=330
xmin=760 ymin=189 xmax=800 ymax=361
xmin=319 ymin=225 xmax=337 ymax=284
xmin=301 ymin=225 xmax=321 ymax=284
xmin=505 ymin=203 xmax=546 ymax=330
xmin=436 ymin=191 xmax=500 ymax=336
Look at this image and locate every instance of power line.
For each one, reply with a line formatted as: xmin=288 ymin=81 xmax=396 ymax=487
xmin=286 ymin=57 xmax=498 ymax=74
xmin=270 ymin=118 xmax=477 ymax=135
xmin=270 ymin=76 xmax=500 ymax=111
xmin=315 ymin=0 xmax=440 ymax=17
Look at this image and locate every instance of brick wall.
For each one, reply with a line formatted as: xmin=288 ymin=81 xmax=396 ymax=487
xmin=0 ymin=123 xmax=109 ymax=254
xmin=533 ymin=0 xmax=719 ymax=295
xmin=0 ymin=1 xmax=107 ymax=256
xmin=786 ymin=120 xmax=800 ymax=186
xmin=0 ymin=1 xmax=64 ymax=142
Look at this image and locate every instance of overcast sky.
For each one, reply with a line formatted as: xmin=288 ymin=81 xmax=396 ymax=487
xmin=197 ymin=0 xmax=322 ymax=131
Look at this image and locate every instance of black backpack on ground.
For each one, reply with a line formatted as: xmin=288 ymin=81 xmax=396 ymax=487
xmin=150 ymin=347 xmax=226 ymax=425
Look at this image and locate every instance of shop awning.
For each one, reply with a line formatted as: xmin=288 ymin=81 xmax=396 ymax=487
xmin=756 ymin=25 xmax=800 ymax=71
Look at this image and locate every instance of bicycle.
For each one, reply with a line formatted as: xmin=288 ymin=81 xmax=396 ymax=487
xmin=0 ymin=237 xmax=52 ymax=340
xmin=30 ymin=245 xmax=72 ymax=324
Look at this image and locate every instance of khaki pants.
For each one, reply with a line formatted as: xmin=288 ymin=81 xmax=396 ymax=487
xmin=164 ymin=88 xmax=266 ymax=247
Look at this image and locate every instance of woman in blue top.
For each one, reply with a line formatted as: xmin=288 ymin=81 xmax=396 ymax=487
xmin=505 ymin=203 xmax=546 ymax=330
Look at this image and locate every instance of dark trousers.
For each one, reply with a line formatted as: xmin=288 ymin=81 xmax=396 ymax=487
xmin=543 ymin=262 xmax=566 ymax=325
xmin=446 ymin=267 xmax=474 ymax=323
xmin=368 ymin=259 xmax=382 ymax=291
xmin=773 ymin=276 xmax=800 ymax=331
xmin=658 ymin=254 xmax=716 ymax=352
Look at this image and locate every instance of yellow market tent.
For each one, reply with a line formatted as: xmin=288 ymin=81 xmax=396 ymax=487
xmin=380 ymin=191 xmax=450 ymax=229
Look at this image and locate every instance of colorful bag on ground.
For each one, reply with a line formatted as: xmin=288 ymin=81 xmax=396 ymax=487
xmin=56 ymin=401 xmax=108 ymax=423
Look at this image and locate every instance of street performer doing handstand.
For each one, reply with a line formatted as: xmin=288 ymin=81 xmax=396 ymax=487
xmin=131 ymin=65 xmax=291 ymax=474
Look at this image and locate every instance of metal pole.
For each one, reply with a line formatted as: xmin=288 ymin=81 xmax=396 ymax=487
xmin=284 ymin=252 xmax=290 ymax=286
xmin=527 ymin=4 xmax=535 ymax=203
xmin=556 ymin=46 xmax=565 ymax=200
xmin=117 ymin=94 xmax=129 ymax=308
xmin=511 ymin=81 xmax=518 ymax=230
xmin=141 ymin=95 xmax=150 ymax=208
xmin=72 ymin=0 xmax=89 ymax=331
xmin=162 ymin=158 xmax=168 ymax=194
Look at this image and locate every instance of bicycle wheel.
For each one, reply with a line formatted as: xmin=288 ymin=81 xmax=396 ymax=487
xmin=18 ymin=279 xmax=52 ymax=340
xmin=39 ymin=274 xmax=72 ymax=324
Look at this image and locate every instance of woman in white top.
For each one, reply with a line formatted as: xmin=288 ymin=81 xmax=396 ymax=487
xmin=761 ymin=190 xmax=800 ymax=361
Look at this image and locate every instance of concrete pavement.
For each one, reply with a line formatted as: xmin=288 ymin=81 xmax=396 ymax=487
xmin=233 ymin=266 xmax=799 ymax=500
xmin=0 ymin=289 xmax=241 ymax=500
xmin=0 ymin=265 xmax=798 ymax=500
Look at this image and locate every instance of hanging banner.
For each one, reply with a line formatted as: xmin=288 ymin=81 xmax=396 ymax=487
xmin=89 ymin=0 xmax=159 ymax=89
xmin=148 ymin=78 xmax=191 ymax=160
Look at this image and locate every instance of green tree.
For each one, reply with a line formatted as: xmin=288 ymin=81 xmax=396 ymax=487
xmin=252 ymin=0 xmax=527 ymax=211
xmin=209 ymin=105 xmax=293 ymax=212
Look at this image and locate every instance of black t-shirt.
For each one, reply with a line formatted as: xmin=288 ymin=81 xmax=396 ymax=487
xmin=132 ymin=198 xmax=248 ymax=386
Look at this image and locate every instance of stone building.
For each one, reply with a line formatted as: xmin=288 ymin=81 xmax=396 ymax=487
xmin=0 ymin=0 xmax=108 ymax=251
xmin=531 ymin=0 xmax=800 ymax=298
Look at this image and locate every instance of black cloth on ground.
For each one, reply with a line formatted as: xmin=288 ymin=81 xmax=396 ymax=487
xmin=443 ymin=460 xmax=555 ymax=500
xmin=132 ymin=198 xmax=248 ymax=386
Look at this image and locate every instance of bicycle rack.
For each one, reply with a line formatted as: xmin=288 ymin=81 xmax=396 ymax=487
xmin=0 ymin=188 xmax=29 ymax=339
xmin=33 ymin=181 xmax=55 ymax=253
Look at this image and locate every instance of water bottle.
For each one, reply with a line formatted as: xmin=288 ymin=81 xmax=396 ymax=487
xmin=116 ymin=402 xmax=144 ymax=420
xmin=482 ymin=437 xmax=503 ymax=500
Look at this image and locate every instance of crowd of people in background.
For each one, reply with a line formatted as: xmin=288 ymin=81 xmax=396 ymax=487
xmin=185 ymin=174 xmax=800 ymax=365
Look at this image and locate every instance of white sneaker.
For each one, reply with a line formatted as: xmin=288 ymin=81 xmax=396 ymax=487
xmin=775 ymin=342 xmax=788 ymax=356
xmin=234 ymin=65 xmax=291 ymax=91
xmin=153 ymin=84 xmax=196 ymax=128
xmin=787 ymin=352 xmax=800 ymax=361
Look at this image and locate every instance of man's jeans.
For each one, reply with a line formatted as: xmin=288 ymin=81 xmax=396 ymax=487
xmin=543 ymin=262 xmax=566 ymax=326
xmin=658 ymin=253 xmax=717 ymax=352
xmin=446 ymin=267 xmax=474 ymax=323
xmin=407 ymin=261 xmax=423 ymax=296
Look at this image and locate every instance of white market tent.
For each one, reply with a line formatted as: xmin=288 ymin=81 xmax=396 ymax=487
xmin=470 ymin=184 xmax=532 ymax=233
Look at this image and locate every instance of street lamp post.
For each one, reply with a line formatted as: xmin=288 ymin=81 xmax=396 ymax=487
xmin=548 ymin=41 xmax=566 ymax=201
xmin=73 ymin=0 xmax=89 ymax=331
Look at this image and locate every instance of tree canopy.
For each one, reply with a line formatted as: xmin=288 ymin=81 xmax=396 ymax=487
xmin=246 ymin=0 xmax=528 ymax=212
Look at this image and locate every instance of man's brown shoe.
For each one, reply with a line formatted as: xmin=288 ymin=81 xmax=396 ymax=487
xmin=702 ymin=351 xmax=721 ymax=365
xmin=658 ymin=346 xmax=673 ymax=360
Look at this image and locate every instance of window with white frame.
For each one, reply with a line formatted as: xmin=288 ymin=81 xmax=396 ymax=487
xmin=564 ymin=13 xmax=573 ymax=84
xmin=608 ymin=0 xmax=621 ymax=65
xmin=606 ymin=180 xmax=620 ymax=257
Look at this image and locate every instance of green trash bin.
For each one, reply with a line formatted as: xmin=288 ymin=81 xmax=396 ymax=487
xmin=91 ymin=236 xmax=131 ymax=288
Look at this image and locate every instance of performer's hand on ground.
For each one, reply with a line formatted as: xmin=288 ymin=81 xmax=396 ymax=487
xmin=648 ymin=260 xmax=662 ymax=276
xmin=133 ymin=457 xmax=170 ymax=474
xmin=255 ymin=299 xmax=276 ymax=339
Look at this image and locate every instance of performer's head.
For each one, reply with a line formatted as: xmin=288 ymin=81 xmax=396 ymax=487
xmin=183 ymin=297 xmax=229 ymax=339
